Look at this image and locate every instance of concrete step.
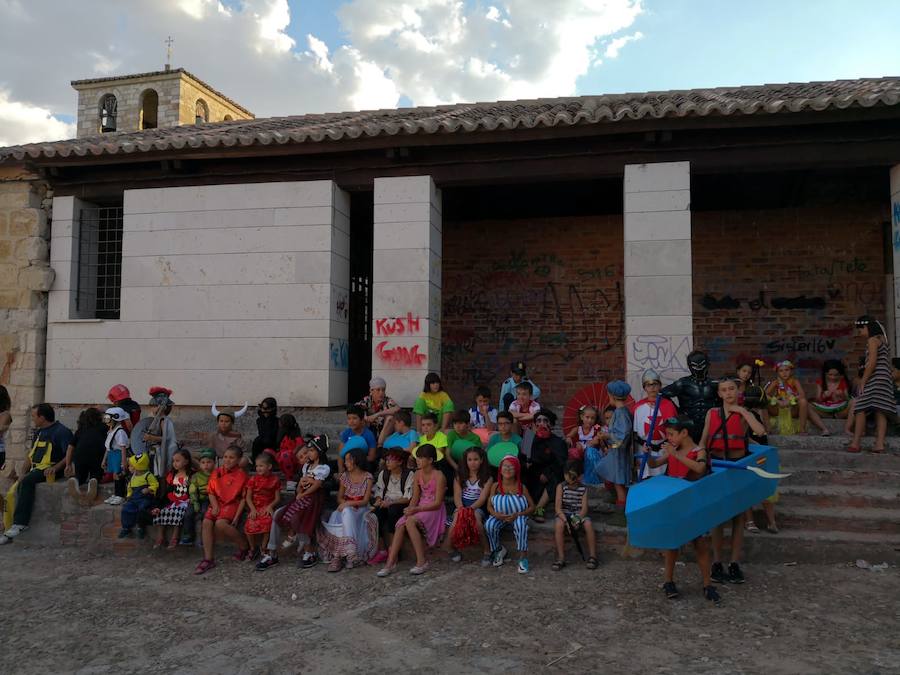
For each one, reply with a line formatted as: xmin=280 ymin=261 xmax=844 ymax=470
xmin=776 ymin=505 xmax=900 ymax=534
xmin=777 ymin=484 xmax=900 ymax=510
xmin=769 ymin=434 xmax=900 ymax=451
xmin=776 ymin=446 xmax=900 ymax=469
xmin=779 ymin=466 xmax=900 ymax=487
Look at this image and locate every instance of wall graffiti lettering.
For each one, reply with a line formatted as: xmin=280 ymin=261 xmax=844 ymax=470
xmin=375 ymin=312 xmax=421 ymax=336
xmin=893 ymin=202 xmax=900 ymax=251
xmin=790 ymin=257 xmax=868 ymax=279
xmin=627 ymin=335 xmax=692 ymax=382
xmin=701 ymin=291 xmax=826 ymax=312
xmin=329 ymin=339 xmax=349 ymax=370
xmin=335 ymin=293 xmax=349 ymax=321
xmin=375 ymin=340 xmax=428 ymax=367
xmin=764 ymin=336 xmax=836 ymax=355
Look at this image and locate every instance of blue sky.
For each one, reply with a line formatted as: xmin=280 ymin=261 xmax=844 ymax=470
xmin=1 ymin=0 xmax=898 ymax=145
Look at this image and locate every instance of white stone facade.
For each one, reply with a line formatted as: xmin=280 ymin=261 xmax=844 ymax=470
xmin=624 ymin=161 xmax=693 ymax=392
xmin=46 ymin=181 xmax=349 ymax=406
xmin=371 ymin=176 xmax=442 ymax=407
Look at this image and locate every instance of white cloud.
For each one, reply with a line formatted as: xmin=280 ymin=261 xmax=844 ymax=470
xmin=604 ymin=31 xmax=643 ymax=58
xmin=0 ymin=0 xmax=645 ymax=146
xmin=0 ymin=91 xmax=76 ymax=147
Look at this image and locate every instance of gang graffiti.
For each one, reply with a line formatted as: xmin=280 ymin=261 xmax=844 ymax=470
xmin=375 ymin=312 xmax=421 ymax=336
xmin=375 ymin=341 xmax=428 ymax=367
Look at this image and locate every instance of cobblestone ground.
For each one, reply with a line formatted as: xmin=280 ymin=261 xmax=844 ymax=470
xmin=0 ymin=545 xmax=898 ymax=674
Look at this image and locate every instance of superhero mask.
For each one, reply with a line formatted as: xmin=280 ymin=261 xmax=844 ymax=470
xmin=687 ymin=351 xmax=710 ymax=379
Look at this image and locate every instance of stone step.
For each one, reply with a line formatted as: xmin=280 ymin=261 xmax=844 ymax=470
xmin=776 ymin=505 xmax=900 ymax=534
xmin=776 ymin=446 xmax=900 ymax=469
xmin=777 ymin=484 xmax=899 ymax=510
xmin=769 ymin=434 xmax=900 ymax=451
xmin=778 ymin=466 xmax=900 ymax=487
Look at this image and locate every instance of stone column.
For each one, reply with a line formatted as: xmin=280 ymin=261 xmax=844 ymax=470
xmin=624 ymin=161 xmax=693 ymax=392
xmin=0 ymin=166 xmax=53 ymax=466
xmin=891 ymin=165 xmax=900 ymax=353
xmin=371 ymin=176 xmax=442 ymax=407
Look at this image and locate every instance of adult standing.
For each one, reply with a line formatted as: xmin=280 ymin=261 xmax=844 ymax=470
xmin=0 ymin=404 xmax=74 ymax=544
xmin=356 ymin=377 xmax=400 ymax=446
xmin=848 ymin=316 xmax=895 ymax=454
xmin=67 ymin=407 xmax=107 ymax=484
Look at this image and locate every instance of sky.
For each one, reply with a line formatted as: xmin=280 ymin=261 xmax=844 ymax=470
xmin=0 ymin=0 xmax=898 ymax=146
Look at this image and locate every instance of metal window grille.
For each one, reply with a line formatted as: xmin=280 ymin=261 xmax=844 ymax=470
xmin=100 ymin=95 xmax=117 ymax=132
xmin=77 ymin=206 xmax=123 ymax=319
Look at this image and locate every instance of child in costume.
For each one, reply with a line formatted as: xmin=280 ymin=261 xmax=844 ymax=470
xmin=413 ymin=372 xmax=455 ymax=431
xmin=377 ymin=444 xmax=447 ymax=577
xmin=370 ymin=446 xmax=413 ymax=565
xmin=207 ymin=402 xmax=248 ymax=463
xmin=508 ymin=381 xmax=540 ymax=432
xmin=566 ymin=405 xmax=601 ymax=461
xmin=499 ymin=361 xmax=541 ymax=412
xmin=101 ymin=407 xmax=130 ymax=506
xmin=813 ymin=359 xmax=851 ymax=419
xmin=244 ymin=451 xmax=282 ymax=561
xmin=195 ymin=445 xmax=249 ymax=575
xmin=118 ymin=452 xmax=158 ymax=539
xmin=257 ymin=435 xmax=331 ymax=570
xmin=250 ymin=397 xmax=278 ymax=464
xmin=468 ymin=385 xmax=497 ymax=431
xmin=381 ymin=410 xmax=419 ymax=452
xmin=765 ymin=361 xmax=829 ymax=436
xmin=275 ymin=414 xmax=304 ymax=489
xmin=648 ymin=415 xmax=719 ymax=604
xmin=319 ymin=447 xmax=377 ymax=572
xmin=337 ymin=405 xmax=377 ymax=473
xmin=181 ymin=448 xmax=215 ymax=545
xmin=484 ymin=454 xmax=534 ymax=573
xmin=152 ymin=448 xmax=192 ymax=549
xmin=552 ymin=460 xmax=598 ymax=570
xmin=585 ymin=380 xmax=633 ymax=508
xmin=632 ymin=369 xmax=678 ymax=478
xmin=106 ymin=384 xmax=141 ymax=433
xmin=445 ymin=445 xmax=492 ymax=566
xmin=700 ymin=377 xmax=766 ymax=585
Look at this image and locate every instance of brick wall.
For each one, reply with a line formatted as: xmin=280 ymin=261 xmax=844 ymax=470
xmin=692 ymin=204 xmax=888 ymax=387
xmin=442 ymin=215 xmax=624 ymax=407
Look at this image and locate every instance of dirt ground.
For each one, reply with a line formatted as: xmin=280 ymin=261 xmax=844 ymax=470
xmin=0 ymin=544 xmax=898 ymax=674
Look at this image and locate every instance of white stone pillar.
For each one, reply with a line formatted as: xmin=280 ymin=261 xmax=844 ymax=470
xmin=624 ymin=161 xmax=693 ymax=392
xmin=891 ymin=165 xmax=900 ymax=353
xmin=371 ymin=176 xmax=442 ymax=407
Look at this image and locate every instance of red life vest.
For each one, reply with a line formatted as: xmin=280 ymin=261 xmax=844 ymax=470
xmin=667 ymin=448 xmax=703 ymax=480
xmin=708 ymin=408 xmax=747 ymax=455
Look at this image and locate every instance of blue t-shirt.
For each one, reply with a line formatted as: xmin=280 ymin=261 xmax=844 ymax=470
xmin=383 ymin=429 xmax=419 ymax=450
xmin=340 ymin=428 xmax=377 ymax=457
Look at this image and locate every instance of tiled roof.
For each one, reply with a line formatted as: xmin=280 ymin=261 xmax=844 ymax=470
xmin=2 ymin=77 xmax=898 ymax=163
xmin=70 ymin=67 xmax=254 ymax=117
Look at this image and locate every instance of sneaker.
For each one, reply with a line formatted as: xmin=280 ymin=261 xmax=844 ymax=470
xmin=300 ymin=552 xmax=319 ymax=569
xmin=281 ymin=535 xmax=297 ymax=550
xmin=727 ymin=562 xmax=745 ymax=584
xmin=480 ymin=554 xmax=492 ymax=568
xmin=710 ymin=561 xmax=727 ymax=584
xmin=117 ymin=528 xmax=133 ymax=539
xmin=369 ymin=549 xmax=388 ymax=564
xmin=704 ymin=585 xmax=722 ymax=605
xmin=3 ymin=524 xmax=27 ymax=539
xmin=410 ymin=562 xmax=429 ymax=575
xmin=179 ymin=537 xmax=194 ymax=546
xmin=103 ymin=495 xmax=117 ymax=505
xmin=136 ymin=528 xmax=147 ymax=540
xmin=0 ymin=535 xmax=10 ymax=545
xmin=517 ymin=558 xmax=530 ymax=574
xmin=450 ymin=549 xmax=463 ymax=563
xmin=255 ymin=554 xmax=279 ymax=571
xmin=663 ymin=581 xmax=679 ymax=599
xmin=107 ymin=496 xmax=125 ymax=506
xmin=491 ymin=546 xmax=508 ymax=568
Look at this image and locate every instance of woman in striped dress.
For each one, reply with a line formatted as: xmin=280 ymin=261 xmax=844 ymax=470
xmin=849 ymin=316 xmax=894 ymax=453
xmin=485 ymin=454 xmax=535 ymax=573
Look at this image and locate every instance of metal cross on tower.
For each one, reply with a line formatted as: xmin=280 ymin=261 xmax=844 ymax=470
xmin=165 ymin=36 xmax=174 ymax=71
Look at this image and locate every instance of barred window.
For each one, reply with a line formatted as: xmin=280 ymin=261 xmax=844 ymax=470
xmin=77 ymin=205 xmax=123 ymax=319
xmin=100 ymin=94 xmax=117 ymax=132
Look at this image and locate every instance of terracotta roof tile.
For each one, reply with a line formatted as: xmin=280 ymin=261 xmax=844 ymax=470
xmin=2 ymin=77 xmax=898 ymax=163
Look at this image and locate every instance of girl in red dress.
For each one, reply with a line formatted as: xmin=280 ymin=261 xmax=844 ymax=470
xmin=195 ymin=445 xmax=249 ymax=575
xmin=244 ymin=451 xmax=282 ymax=560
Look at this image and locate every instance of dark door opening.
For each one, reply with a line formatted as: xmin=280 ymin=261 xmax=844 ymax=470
xmin=347 ymin=191 xmax=374 ymax=404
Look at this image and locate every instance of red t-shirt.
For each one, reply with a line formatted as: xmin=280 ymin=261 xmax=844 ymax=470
xmin=666 ymin=447 xmax=704 ymax=480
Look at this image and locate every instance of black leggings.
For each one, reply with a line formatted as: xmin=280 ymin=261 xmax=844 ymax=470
xmin=75 ymin=460 xmax=104 ymax=485
xmin=374 ymin=504 xmax=406 ymax=536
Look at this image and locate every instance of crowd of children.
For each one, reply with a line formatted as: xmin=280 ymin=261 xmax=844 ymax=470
xmin=2 ymin=320 xmax=895 ymax=604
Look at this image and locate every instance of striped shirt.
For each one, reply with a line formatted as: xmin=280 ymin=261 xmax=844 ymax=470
xmin=461 ymin=478 xmax=483 ymax=505
xmin=561 ymin=483 xmax=586 ymax=515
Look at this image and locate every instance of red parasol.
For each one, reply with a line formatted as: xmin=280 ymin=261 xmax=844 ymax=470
xmin=563 ymin=382 xmax=636 ymax=436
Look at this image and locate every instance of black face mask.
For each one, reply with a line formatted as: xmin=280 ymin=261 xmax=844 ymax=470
xmin=687 ymin=354 xmax=709 ymax=379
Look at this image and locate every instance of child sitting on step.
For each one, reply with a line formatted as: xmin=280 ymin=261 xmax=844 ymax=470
xmin=648 ymin=415 xmax=719 ymax=604
xmin=445 ymin=445 xmax=492 ymax=566
xmin=552 ymin=460 xmax=598 ymax=571
xmin=195 ymin=445 xmax=249 ymax=575
xmin=181 ymin=448 xmax=215 ymax=545
xmin=484 ymin=454 xmax=535 ymax=574
xmin=765 ymin=360 xmax=829 ymax=436
xmin=118 ymin=452 xmax=158 ymax=539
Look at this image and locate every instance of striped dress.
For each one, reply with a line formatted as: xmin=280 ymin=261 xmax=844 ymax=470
xmin=485 ymin=492 xmax=529 ymax=552
xmin=856 ymin=336 xmax=896 ymax=416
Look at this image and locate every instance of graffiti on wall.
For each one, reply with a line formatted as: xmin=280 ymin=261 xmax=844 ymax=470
xmin=330 ymin=339 xmax=349 ymax=370
xmin=375 ymin=312 xmax=421 ymax=336
xmin=374 ymin=312 xmax=428 ymax=368
xmin=627 ymin=335 xmax=692 ymax=383
xmin=701 ymin=292 xmax=827 ymax=312
xmin=893 ymin=202 xmax=900 ymax=251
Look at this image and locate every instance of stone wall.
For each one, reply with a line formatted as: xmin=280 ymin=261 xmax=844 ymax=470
xmin=178 ymin=76 xmax=250 ymax=124
xmin=0 ymin=165 xmax=53 ymax=464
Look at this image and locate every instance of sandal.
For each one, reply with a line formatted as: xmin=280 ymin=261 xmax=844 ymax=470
xmin=166 ymin=536 xmax=179 ymax=551
xmin=871 ymin=447 xmax=885 ymax=454
xmin=533 ymin=507 xmax=546 ymax=523
xmin=194 ymin=559 xmax=216 ymax=575
xmin=233 ymin=548 xmax=249 ymax=562
xmin=327 ymin=557 xmax=344 ymax=573
xmin=746 ymin=520 xmax=760 ymax=532
xmin=820 ymin=430 xmax=831 ymax=437
xmin=847 ymin=445 xmax=861 ymax=453
xmin=551 ymin=560 xmax=566 ymax=571
xmin=153 ymin=538 xmax=165 ymax=550
xmin=586 ymin=557 xmax=599 ymax=570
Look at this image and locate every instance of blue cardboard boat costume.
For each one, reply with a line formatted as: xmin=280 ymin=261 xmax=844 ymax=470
xmin=626 ymin=443 xmax=783 ymax=549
